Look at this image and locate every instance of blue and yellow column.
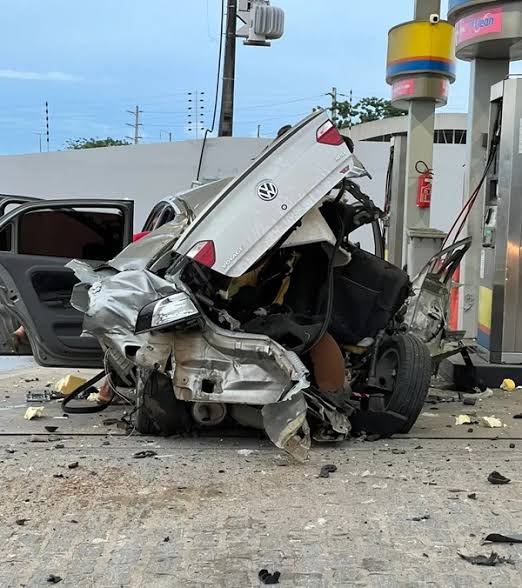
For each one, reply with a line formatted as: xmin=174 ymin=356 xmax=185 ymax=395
xmin=387 ymin=20 xmax=456 ymax=109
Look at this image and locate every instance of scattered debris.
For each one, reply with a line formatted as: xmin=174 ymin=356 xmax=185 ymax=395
xmin=488 ymin=471 xmax=511 ymax=485
xmin=458 ymin=552 xmax=514 ymax=567
xmin=462 ymin=397 xmax=476 ymax=406
xmin=319 ymin=464 xmax=337 ymax=478
xmin=44 ymin=426 xmax=58 ymax=433
xmin=514 ymin=414 xmax=522 ymax=419
xmin=391 ymin=449 xmax=406 ymax=455
xmin=510 ymin=443 xmax=516 ymax=449
xmin=24 ymin=406 xmax=44 ymax=420
xmin=24 ymin=377 xmax=39 ymax=383
xmin=67 ymin=462 xmax=79 ymax=469
xmin=5 ymin=448 xmax=15 ymax=454
xmin=102 ymin=418 xmax=121 ymax=426
xmin=455 ymin=415 xmax=471 ymax=426
xmin=467 ymin=428 xmax=474 ymax=433
xmin=481 ymin=416 xmax=502 ymax=428
xmin=237 ymin=449 xmax=255 ymax=456
xmin=55 ymin=374 xmax=86 ymax=396
xmin=133 ymin=450 xmax=157 ymax=459
xmin=500 ymin=379 xmax=516 ymax=392
xmin=53 ymin=444 xmax=65 ymax=450
xmin=467 ymin=493 xmax=477 ymax=500
xmin=259 ymin=569 xmax=281 ymax=585
xmin=53 ymin=474 xmax=64 ymax=479
xmin=163 ymin=536 xmax=170 ymax=543
xmin=15 ymin=518 xmax=28 ymax=526
xmin=26 ymin=391 xmax=56 ymax=403
xmin=46 ymin=574 xmax=63 ymax=584
xmin=409 ymin=514 xmax=430 ymax=522
xmin=29 ymin=435 xmax=48 ymax=443
xmin=484 ymin=533 xmax=522 ymax=544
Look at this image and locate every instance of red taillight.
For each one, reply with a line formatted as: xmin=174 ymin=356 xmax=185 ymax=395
xmin=316 ymin=120 xmax=343 ymax=146
xmin=187 ymin=240 xmax=216 ymax=268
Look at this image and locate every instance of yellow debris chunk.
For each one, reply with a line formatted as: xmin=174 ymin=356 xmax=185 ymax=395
xmin=500 ymin=378 xmax=516 ymax=392
xmin=455 ymin=415 xmax=471 ymax=426
xmin=24 ymin=406 xmax=43 ymax=420
xmin=481 ymin=416 xmax=502 ymax=428
xmin=55 ymin=374 xmax=87 ymax=396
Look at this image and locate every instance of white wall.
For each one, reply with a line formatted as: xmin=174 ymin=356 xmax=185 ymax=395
xmin=0 ymin=137 xmax=466 ymax=246
xmin=0 ymin=138 xmax=270 ymax=229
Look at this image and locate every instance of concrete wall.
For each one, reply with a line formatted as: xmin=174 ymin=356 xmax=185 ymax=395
xmin=0 ymin=138 xmax=270 ymax=229
xmin=0 ymin=137 xmax=466 ymax=250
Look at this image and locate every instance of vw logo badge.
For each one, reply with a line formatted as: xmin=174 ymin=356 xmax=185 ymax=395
xmin=257 ymin=180 xmax=278 ymax=201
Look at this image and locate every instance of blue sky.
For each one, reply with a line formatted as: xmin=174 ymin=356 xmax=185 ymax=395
xmin=0 ymin=0 xmax=488 ymax=154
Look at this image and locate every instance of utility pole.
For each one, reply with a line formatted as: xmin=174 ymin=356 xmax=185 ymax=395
xmin=218 ymin=0 xmax=237 ymax=137
xmin=257 ymin=124 xmax=261 ymax=138
xmin=327 ymin=87 xmax=338 ymax=125
xmin=126 ymin=105 xmax=142 ymax=144
xmin=160 ymin=130 xmax=173 ymax=142
xmin=349 ymin=89 xmax=353 ymax=130
xmin=34 ymin=132 xmax=43 ymax=153
xmin=45 ymin=102 xmax=50 ymax=152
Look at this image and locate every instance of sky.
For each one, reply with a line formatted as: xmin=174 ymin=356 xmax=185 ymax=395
xmin=0 ymin=0 xmax=506 ymax=155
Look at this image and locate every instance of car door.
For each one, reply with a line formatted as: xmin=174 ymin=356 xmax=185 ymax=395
xmin=0 ymin=195 xmax=41 ymax=217
xmin=0 ymin=199 xmax=133 ymax=367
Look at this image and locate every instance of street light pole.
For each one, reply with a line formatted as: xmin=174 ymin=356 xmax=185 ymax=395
xmin=218 ymin=0 xmax=237 ymax=137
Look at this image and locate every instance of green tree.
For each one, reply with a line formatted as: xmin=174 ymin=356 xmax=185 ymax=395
xmin=65 ymin=137 xmax=131 ymax=149
xmin=335 ymin=97 xmax=406 ymax=128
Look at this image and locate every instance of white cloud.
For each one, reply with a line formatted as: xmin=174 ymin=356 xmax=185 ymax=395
xmin=0 ymin=69 xmax=82 ymax=82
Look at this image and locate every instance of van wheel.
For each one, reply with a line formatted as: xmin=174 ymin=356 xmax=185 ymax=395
xmin=376 ymin=333 xmax=432 ymax=433
xmin=135 ymin=369 xmax=191 ymax=435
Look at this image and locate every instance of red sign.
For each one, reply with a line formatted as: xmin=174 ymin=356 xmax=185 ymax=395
xmin=456 ymin=7 xmax=503 ymax=44
xmin=392 ymin=79 xmax=415 ymax=100
xmin=440 ymin=79 xmax=449 ymax=99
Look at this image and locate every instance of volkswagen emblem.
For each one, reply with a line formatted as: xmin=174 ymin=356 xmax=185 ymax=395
xmin=256 ymin=180 xmax=278 ymax=201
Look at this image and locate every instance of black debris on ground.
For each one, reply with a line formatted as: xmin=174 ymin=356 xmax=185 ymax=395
xmin=410 ymin=514 xmax=430 ymax=522
xmin=53 ymin=474 xmax=64 ymax=479
xmin=488 ymin=471 xmax=511 ymax=485
xmin=67 ymin=462 xmax=79 ymax=470
xmin=133 ymin=450 xmax=158 ymax=459
xmin=458 ymin=552 xmax=514 ymax=567
xmin=467 ymin=493 xmax=477 ymax=500
xmin=463 ymin=397 xmax=476 ymax=406
xmin=53 ymin=444 xmax=65 ymax=450
xmin=15 ymin=518 xmax=28 ymax=526
xmin=5 ymin=448 xmax=15 ymax=454
xmin=513 ymin=414 xmax=522 ymax=419
xmin=44 ymin=426 xmax=58 ymax=433
xmin=319 ymin=464 xmax=338 ymax=478
xmin=163 ymin=536 xmax=170 ymax=542
xmin=46 ymin=574 xmax=62 ymax=584
xmin=259 ymin=569 xmax=281 ymax=585
xmin=484 ymin=533 xmax=522 ymax=544
xmin=509 ymin=443 xmax=516 ymax=449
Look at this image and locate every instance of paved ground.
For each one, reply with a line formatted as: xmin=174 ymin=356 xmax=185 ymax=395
xmin=1 ymin=364 xmax=522 ymax=587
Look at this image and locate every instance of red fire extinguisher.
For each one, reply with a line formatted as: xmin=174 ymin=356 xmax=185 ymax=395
xmin=415 ymin=160 xmax=433 ymax=209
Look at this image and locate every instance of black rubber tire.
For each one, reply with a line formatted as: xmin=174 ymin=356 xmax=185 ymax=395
xmin=379 ymin=333 xmax=432 ymax=433
xmin=135 ymin=369 xmax=191 ymax=435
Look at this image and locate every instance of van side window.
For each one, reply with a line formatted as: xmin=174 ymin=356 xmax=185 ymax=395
xmin=0 ymin=224 xmax=12 ymax=251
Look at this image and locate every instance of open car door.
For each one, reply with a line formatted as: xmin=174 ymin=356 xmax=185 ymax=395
xmin=0 ymin=195 xmax=41 ymax=217
xmin=0 ymin=199 xmax=133 ymax=367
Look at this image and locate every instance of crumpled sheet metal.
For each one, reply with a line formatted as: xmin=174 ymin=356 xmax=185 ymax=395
xmin=171 ymin=325 xmax=309 ymax=406
xmin=109 ymin=217 xmax=188 ymax=272
xmin=69 ymin=265 xmax=178 ymax=371
xmin=262 ymin=392 xmax=311 ymax=462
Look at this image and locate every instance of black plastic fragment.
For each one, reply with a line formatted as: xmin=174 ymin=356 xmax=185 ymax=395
xmin=319 ymin=464 xmax=337 ymax=478
xmin=47 ymin=575 xmax=63 ymax=584
xmin=484 ymin=533 xmax=522 ymax=544
xmin=68 ymin=462 xmax=79 ymax=469
xmin=133 ymin=450 xmax=158 ymax=459
xmin=15 ymin=518 xmax=28 ymax=526
xmin=467 ymin=493 xmax=477 ymax=500
xmin=487 ymin=471 xmax=511 ymax=485
xmin=259 ymin=569 xmax=281 ymax=585
xmin=44 ymin=426 xmax=58 ymax=433
xmin=458 ymin=552 xmax=514 ymax=566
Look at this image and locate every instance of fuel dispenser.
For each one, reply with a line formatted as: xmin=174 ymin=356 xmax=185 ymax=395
xmin=478 ymin=77 xmax=522 ymax=364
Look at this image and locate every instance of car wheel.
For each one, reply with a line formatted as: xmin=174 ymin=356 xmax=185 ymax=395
xmin=135 ymin=369 xmax=191 ymax=435
xmin=376 ymin=333 xmax=432 ymax=433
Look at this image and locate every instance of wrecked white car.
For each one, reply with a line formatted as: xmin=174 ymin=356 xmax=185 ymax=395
xmin=0 ymin=110 xmax=431 ymax=459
